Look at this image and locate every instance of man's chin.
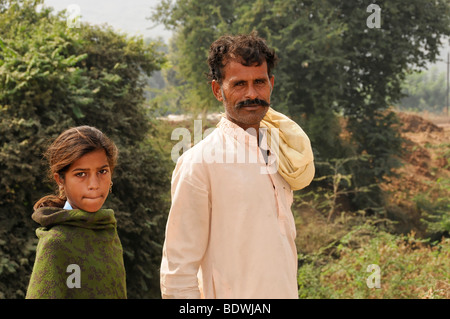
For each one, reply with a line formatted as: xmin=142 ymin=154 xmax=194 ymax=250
xmin=227 ymin=109 xmax=268 ymax=129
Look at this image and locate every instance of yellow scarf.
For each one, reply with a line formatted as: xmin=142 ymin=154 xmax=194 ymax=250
xmin=218 ymin=107 xmax=315 ymax=191
xmin=260 ymin=107 xmax=315 ymax=190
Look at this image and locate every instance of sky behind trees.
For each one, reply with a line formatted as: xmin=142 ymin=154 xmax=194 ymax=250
xmin=43 ymin=0 xmax=172 ymax=41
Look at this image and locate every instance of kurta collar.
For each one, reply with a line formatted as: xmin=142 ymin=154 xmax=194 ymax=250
xmin=217 ymin=116 xmax=277 ymax=166
xmin=217 ymin=116 xmax=260 ymax=147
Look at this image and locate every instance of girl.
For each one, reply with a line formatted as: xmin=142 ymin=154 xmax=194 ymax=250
xmin=26 ymin=126 xmax=127 ymax=299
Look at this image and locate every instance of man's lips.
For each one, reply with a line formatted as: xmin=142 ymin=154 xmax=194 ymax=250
xmin=239 ymin=104 xmax=264 ymax=110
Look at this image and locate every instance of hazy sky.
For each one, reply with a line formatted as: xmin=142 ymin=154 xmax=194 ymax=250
xmin=43 ymin=0 xmax=172 ymax=42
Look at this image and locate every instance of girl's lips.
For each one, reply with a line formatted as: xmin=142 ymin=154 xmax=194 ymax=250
xmin=83 ymin=196 xmax=103 ymax=200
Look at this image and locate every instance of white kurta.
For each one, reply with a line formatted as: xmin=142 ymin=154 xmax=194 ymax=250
xmin=160 ymin=117 xmax=311 ymax=299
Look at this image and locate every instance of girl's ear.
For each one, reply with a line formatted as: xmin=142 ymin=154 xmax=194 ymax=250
xmin=54 ymin=173 xmax=63 ymax=187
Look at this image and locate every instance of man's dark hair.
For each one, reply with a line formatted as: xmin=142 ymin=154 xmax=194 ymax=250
xmin=207 ymin=31 xmax=279 ymax=84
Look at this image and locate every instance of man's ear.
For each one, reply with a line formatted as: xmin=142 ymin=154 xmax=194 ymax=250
xmin=211 ymin=80 xmax=223 ymax=102
xmin=269 ymin=75 xmax=275 ymax=92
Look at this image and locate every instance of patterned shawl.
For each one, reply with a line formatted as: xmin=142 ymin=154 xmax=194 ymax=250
xmin=26 ymin=207 xmax=127 ymax=299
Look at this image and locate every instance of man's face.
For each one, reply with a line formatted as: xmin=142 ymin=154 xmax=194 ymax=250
xmin=212 ymin=60 xmax=274 ymax=131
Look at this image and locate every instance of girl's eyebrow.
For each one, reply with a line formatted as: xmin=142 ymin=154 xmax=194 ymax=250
xmin=71 ymin=164 xmax=109 ymax=172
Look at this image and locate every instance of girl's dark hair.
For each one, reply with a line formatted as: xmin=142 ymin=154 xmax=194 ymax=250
xmin=34 ymin=126 xmax=118 ymax=210
xmin=207 ymin=31 xmax=279 ymax=84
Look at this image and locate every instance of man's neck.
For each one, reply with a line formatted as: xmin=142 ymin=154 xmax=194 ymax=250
xmin=225 ymin=116 xmax=261 ymax=145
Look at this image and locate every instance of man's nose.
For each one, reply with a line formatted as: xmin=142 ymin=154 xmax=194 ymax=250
xmin=245 ymin=84 xmax=258 ymax=100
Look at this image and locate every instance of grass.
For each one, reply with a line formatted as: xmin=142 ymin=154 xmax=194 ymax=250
xmin=294 ymin=175 xmax=450 ymax=299
xmin=295 ymin=211 xmax=450 ymax=299
xmin=293 ymin=113 xmax=450 ymax=299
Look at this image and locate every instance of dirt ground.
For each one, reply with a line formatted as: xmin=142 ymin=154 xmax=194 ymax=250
xmin=380 ymin=111 xmax=450 ymax=236
xmin=383 ymin=111 xmax=449 ymax=194
xmin=295 ymin=111 xmax=450 ymax=254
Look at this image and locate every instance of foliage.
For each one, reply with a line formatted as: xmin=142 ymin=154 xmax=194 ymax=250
xmin=295 ymin=156 xmax=376 ymax=222
xmin=145 ymin=36 xmax=193 ymax=117
xmin=345 ymin=109 xmax=404 ymax=209
xmin=294 ymin=151 xmax=449 ymax=298
xmin=298 ymin=224 xmax=450 ymax=298
xmin=414 ymin=178 xmax=450 ymax=237
xmin=0 ymin=0 xmax=169 ymax=298
xmin=397 ymin=66 xmax=448 ymax=113
xmin=152 ymin=0 xmax=450 ymax=211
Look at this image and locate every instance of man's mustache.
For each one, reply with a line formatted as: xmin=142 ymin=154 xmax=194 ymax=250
xmin=236 ymin=98 xmax=270 ymax=109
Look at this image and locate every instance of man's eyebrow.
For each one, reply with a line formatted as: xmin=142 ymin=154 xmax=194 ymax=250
xmin=232 ymin=77 xmax=267 ymax=84
xmin=232 ymin=79 xmax=246 ymax=85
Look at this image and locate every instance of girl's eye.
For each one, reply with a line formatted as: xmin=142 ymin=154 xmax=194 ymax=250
xmin=76 ymin=172 xmax=86 ymax=177
xmin=99 ymin=169 xmax=109 ymax=175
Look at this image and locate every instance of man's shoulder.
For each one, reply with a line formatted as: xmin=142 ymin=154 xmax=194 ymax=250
xmin=171 ymin=127 xmax=222 ymax=189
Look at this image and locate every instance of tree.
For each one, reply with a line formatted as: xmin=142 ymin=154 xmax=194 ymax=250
xmin=0 ymin=0 xmax=169 ymax=298
xmin=152 ymin=0 xmax=235 ymax=115
xmin=152 ymin=0 xmax=450 ymax=211
xmin=397 ymin=66 xmax=447 ymax=113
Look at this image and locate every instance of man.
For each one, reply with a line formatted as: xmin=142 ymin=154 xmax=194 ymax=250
xmin=160 ymin=32 xmax=315 ymax=299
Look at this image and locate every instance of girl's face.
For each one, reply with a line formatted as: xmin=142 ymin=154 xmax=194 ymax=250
xmin=55 ymin=149 xmax=112 ymax=213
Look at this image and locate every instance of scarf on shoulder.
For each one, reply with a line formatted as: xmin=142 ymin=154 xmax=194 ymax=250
xmin=218 ymin=107 xmax=315 ymax=190
xmin=260 ymin=107 xmax=315 ymax=190
xmin=26 ymin=207 xmax=127 ymax=299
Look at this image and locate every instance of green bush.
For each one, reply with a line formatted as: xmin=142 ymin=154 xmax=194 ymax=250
xmin=415 ymin=178 xmax=450 ymax=237
xmin=0 ymin=0 xmax=169 ymax=298
xmin=298 ymin=224 xmax=450 ymax=299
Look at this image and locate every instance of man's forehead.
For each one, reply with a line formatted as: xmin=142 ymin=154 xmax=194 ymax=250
xmin=222 ymin=60 xmax=269 ymax=81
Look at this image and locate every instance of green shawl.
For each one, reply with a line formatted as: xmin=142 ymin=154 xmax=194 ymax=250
xmin=26 ymin=207 xmax=127 ymax=299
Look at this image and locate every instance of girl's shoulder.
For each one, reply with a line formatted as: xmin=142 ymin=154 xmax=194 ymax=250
xmin=33 ymin=207 xmax=117 ymax=228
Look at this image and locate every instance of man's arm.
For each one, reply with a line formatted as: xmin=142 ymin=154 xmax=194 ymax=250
xmin=160 ymin=159 xmax=211 ymax=299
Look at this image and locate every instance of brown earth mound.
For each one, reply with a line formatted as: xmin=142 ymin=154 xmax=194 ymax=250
xmin=396 ymin=112 xmax=444 ymax=134
xmin=381 ymin=111 xmax=449 ymax=235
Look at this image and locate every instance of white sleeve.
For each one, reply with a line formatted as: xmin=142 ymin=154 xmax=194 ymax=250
xmin=160 ymin=157 xmax=211 ymax=299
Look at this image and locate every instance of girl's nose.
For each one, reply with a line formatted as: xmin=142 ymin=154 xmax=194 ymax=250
xmin=88 ymin=175 xmax=100 ymax=190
